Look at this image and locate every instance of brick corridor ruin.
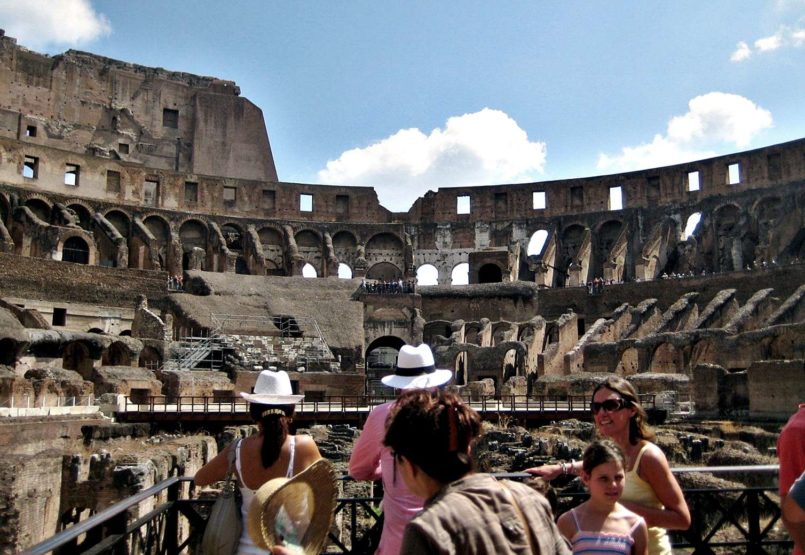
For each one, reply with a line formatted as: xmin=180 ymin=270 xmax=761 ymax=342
xmin=0 ymin=31 xmax=802 ymax=550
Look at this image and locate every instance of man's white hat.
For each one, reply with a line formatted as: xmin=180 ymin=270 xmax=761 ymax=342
xmin=240 ymin=369 xmax=304 ymax=405
xmin=381 ymin=344 xmax=452 ymax=390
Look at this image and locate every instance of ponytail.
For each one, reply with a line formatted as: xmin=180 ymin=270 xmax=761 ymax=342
xmin=249 ymin=403 xmax=294 ymax=468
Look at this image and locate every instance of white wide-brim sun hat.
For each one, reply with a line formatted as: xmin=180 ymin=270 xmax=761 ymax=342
xmin=240 ymin=369 xmax=304 ymax=405
xmin=381 ymin=344 xmax=452 ymax=390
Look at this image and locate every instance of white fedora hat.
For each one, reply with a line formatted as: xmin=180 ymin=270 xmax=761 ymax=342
xmin=381 ymin=344 xmax=452 ymax=390
xmin=240 ymin=369 xmax=304 ymax=405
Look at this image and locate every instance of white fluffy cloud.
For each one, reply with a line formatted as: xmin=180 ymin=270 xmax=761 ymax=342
xmin=0 ymin=0 xmax=111 ymax=51
xmin=730 ymin=41 xmax=752 ymax=62
xmin=730 ymin=24 xmax=805 ymax=62
xmin=317 ymin=108 xmax=547 ymax=212
xmin=597 ymin=93 xmax=772 ymax=173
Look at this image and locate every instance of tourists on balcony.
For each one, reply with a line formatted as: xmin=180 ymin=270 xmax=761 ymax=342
xmin=526 ymin=376 xmax=690 ymax=555
xmin=383 ymin=388 xmax=571 ymax=554
xmin=556 ymin=439 xmax=648 ymax=555
xmin=349 ymin=344 xmax=452 ymax=555
xmin=194 ymin=369 xmax=322 ymax=555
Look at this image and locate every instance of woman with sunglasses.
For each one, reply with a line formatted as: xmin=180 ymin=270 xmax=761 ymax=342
xmin=527 ymin=376 xmax=690 ymax=555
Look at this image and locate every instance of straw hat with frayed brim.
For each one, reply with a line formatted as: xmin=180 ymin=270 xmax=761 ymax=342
xmin=247 ymin=459 xmax=337 ymax=554
xmin=240 ymin=369 xmax=304 ymax=405
xmin=381 ymin=344 xmax=452 ymax=390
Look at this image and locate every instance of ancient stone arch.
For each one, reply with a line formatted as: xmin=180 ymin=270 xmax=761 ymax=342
xmin=60 ymin=235 xmax=92 ymax=265
xmin=24 ymin=197 xmax=52 ymax=223
xmin=102 ymin=341 xmax=133 ymax=366
xmin=295 ymin=229 xmax=323 ymax=274
xmin=65 ymin=201 xmax=94 ymax=230
xmin=62 ymin=341 xmax=94 ymax=376
xmin=104 ymin=209 xmax=131 ymax=238
xmin=221 ymin=222 xmax=244 ymax=251
xmin=0 ymin=192 xmax=11 ymax=227
xmin=616 ymin=346 xmax=640 ymax=375
xmin=650 ymin=342 xmax=684 ymax=374
xmin=257 ymin=225 xmax=285 ymax=274
xmin=366 ymin=232 xmax=404 ymax=273
xmin=366 ymin=261 xmax=401 ymax=281
xmin=138 ymin=346 xmax=162 ymax=369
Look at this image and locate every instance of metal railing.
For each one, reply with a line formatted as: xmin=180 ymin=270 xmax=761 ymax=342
xmin=20 ymin=466 xmax=791 ymax=555
xmin=120 ymin=394 xmax=610 ymax=416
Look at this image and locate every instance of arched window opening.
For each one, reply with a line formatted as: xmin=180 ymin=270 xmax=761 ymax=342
xmin=527 ymin=229 xmax=549 ymax=256
xmin=338 ymin=263 xmax=352 ymax=279
xmin=302 ymin=263 xmax=317 ymax=278
xmin=451 ymin=263 xmax=469 ymax=285
xmin=683 ymin=212 xmax=702 ymax=240
xmin=62 ymin=237 xmax=89 ymax=264
xmin=417 ymin=264 xmax=438 ymax=286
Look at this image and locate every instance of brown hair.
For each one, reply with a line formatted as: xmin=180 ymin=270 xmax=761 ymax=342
xmin=383 ymin=389 xmax=481 ymax=484
xmin=591 ymin=376 xmax=655 ymax=444
xmin=582 ymin=439 xmax=626 ymax=475
xmin=249 ymin=403 xmax=295 ymax=468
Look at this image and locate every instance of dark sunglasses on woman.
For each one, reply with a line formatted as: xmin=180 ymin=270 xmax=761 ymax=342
xmin=590 ymin=398 xmax=628 ymax=414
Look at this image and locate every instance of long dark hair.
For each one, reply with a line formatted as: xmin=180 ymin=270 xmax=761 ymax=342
xmin=383 ymin=389 xmax=481 ymax=484
xmin=249 ymin=403 xmax=295 ymax=468
xmin=592 ymin=376 xmax=655 ymax=444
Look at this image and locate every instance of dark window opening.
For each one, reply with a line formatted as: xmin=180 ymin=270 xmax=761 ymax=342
xmin=570 ymin=186 xmax=584 ymax=210
xmin=26 ymin=125 xmax=37 ymax=137
xmin=494 ymin=192 xmax=507 ymax=215
xmin=23 ymin=155 xmax=38 ymax=179
xmin=647 ymin=176 xmax=660 ymax=203
xmin=162 ymin=108 xmax=179 ymax=129
xmin=262 ymin=190 xmax=276 ymax=210
xmin=118 ymin=143 xmax=129 ymax=154
xmin=185 ymin=181 xmax=198 ymax=204
xmin=767 ymin=153 xmax=782 ymax=181
xmin=272 ymin=315 xmax=303 ymax=338
xmin=478 ymin=263 xmax=503 ymax=283
xmin=106 ymin=170 xmax=121 ymax=193
xmin=52 ymin=308 xmax=67 ymax=326
xmin=577 ymin=318 xmax=586 ymax=336
xmin=65 ymin=163 xmax=80 ymax=187
xmin=63 ymin=237 xmax=89 ymax=264
xmin=336 ymin=194 xmax=349 ymax=215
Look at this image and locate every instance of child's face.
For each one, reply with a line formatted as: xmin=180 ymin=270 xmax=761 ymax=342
xmin=583 ymin=459 xmax=625 ymax=504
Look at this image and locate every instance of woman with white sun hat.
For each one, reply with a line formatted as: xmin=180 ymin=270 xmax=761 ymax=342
xmin=348 ymin=343 xmax=453 ymax=555
xmin=195 ymin=369 xmax=323 ymax=554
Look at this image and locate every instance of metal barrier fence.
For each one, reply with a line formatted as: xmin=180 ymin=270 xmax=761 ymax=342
xmin=121 ymin=394 xmax=649 ymax=414
xmin=20 ymin=466 xmax=791 ymax=555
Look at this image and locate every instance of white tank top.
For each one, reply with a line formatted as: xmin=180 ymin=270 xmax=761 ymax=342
xmin=234 ymin=436 xmax=296 ymax=555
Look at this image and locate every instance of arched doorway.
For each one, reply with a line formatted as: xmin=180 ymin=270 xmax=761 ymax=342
xmin=62 ymin=237 xmax=89 ymax=264
xmin=365 ymin=336 xmax=406 ymax=395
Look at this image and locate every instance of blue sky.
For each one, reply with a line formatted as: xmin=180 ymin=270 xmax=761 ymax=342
xmin=2 ymin=0 xmax=804 ymax=211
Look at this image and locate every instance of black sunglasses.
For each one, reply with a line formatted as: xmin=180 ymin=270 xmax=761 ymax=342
xmin=590 ymin=398 xmax=627 ymax=414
